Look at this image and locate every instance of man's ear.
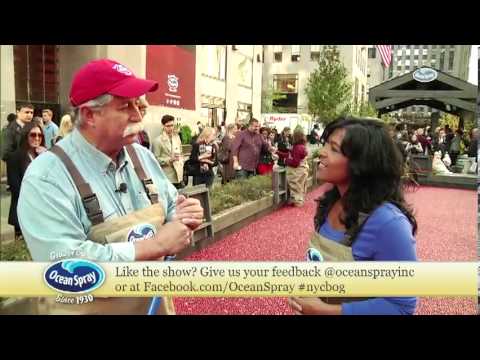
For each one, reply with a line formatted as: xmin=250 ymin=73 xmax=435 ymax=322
xmin=80 ymin=107 xmax=97 ymax=128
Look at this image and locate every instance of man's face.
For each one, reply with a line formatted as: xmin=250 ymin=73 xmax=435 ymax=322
xmin=42 ymin=111 xmax=52 ymax=124
xmin=248 ymin=121 xmax=260 ymax=134
xmin=164 ymin=120 xmax=175 ymax=135
xmin=90 ymin=96 xmax=142 ymax=149
xmin=17 ymin=107 xmax=34 ymax=124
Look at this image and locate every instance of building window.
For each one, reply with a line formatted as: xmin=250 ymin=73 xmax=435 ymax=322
xmin=397 ymin=65 xmax=402 ymax=70
xmin=205 ymin=45 xmax=226 ymax=80
xmin=405 ymin=49 xmax=411 ymax=56
xmin=13 ymin=45 xmax=60 ymax=106
xmin=423 ymin=54 xmax=428 ymax=60
xmin=448 ymin=51 xmax=454 ymax=71
xmin=274 ymin=52 xmax=282 ymax=62
xmin=272 ymin=74 xmax=298 ymax=113
xmin=414 ymin=49 xmax=419 ymax=55
xmin=368 ymin=47 xmax=376 ymax=58
xmin=414 ymin=55 xmax=419 ymax=60
xmin=432 ymin=45 xmax=437 ymax=49
xmin=291 ymin=45 xmax=300 ymax=62
xmin=273 ymin=74 xmax=298 ymax=93
xmin=440 ymin=51 xmax=445 ymax=70
xmin=310 ymin=45 xmax=320 ymax=61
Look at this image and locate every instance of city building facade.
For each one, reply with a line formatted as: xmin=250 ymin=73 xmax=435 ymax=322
xmin=0 ymin=45 xmax=264 ymax=137
xmin=262 ymin=45 xmax=369 ymax=115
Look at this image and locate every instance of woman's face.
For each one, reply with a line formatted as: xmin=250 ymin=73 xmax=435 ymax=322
xmin=261 ymin=130 xmax=268 ymax=139
xmin=28 ymin=127 xmax=43 ymax=149
xmin=411 ymin=134 xmax=417 ymax=142
xmin=317 ymin=128 xmax=349 ymax=186
xmin=269 ymin=132 xmax=276 ymax=142
xmin=207 ymin=132 xmax=216 ymax=143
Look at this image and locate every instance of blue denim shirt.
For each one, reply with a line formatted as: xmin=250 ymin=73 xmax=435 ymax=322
xmin=18 ymin=128 xmax=178 ymax=261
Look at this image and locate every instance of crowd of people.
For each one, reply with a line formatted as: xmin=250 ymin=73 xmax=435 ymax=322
xmin=145 ymin=115 xmax=312 ymax=207
xmin=1 ymin=57 xmax=476 ymax=315
xmin=389 ymin=122 xmax=478 ymax=174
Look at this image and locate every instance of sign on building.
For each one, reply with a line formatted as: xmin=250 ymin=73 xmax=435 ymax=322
xmin=146 ymin=45 xmax=196 ymax=110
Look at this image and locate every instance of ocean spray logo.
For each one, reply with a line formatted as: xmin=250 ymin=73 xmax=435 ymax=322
xmin=44 ymin=259 xmax=105 ymax=294
xmin=413 ymin=67 xmax=438 ymax=83
xmin=126 ymin=223 xmax=157 ymax=243
xmin=167 ymin=74 xmax=179 ymax=92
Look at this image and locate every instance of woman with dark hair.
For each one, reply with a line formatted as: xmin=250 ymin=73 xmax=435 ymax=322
xmin=276 ymin=127 xmax=292 ymax=167
xmin=7 ymin=122 xmax=47 ymax=241
xmin=285 ymin=129 xmax=309 ymax=206
xmin=288 ymin=117 xmax=417 ymax=315
xmin=257 ymin=127 xmax=275 ymax=175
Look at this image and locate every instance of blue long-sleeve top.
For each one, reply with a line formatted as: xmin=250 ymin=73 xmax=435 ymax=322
xmin=317 ymin=202 xmax=417 ymax=315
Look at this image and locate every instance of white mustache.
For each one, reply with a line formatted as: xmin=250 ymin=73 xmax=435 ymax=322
xmin=123 ymin=122 xmax=144 ymax=138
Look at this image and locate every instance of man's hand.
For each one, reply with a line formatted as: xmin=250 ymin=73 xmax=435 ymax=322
xmin=135 ymin=220 xmax=192 ymax=260
xmin=171 ymin=195 xmax=204 ymax=230
xmin=288 ymin=297 xmax=342 ymax=315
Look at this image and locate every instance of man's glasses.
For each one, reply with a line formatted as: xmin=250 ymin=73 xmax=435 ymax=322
xmin=306 ymin=248 xmax=324 ymax=262
xmin=29 ymin=133 xmax=43 ymax=139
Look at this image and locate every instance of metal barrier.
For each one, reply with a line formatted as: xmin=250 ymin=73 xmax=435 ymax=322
xmin=272 ymin=167 xmax=288 ymax=205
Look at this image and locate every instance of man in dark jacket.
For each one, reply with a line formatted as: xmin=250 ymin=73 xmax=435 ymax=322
xmin=2 ymin=103 xmax=34 ymax=162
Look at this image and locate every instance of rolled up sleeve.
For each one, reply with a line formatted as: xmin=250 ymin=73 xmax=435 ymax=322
xmin=18 ymin=174 xmax=135 ymax=262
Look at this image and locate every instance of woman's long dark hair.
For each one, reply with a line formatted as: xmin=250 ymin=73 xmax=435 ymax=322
xmin=314 ymin=117 xmax=417 ymax=239
xmin=19 ymin=122 xmax=45 ymax=151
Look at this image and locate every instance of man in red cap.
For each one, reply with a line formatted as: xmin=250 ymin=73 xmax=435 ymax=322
xmin=18 ymin=59 xmax=204 ymax=315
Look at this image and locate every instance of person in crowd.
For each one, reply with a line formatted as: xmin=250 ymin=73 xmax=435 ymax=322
xmin=152 ymin=115 xmax=185 ymax=189
xmin=276 ymin=127 xmax=293 ymax=168
xmin=190 ymin=127 xmax=218 ymax=187
xmin=405 ymin=134 xmax=423 ymax=155
xmin=416 ymin=127 xmax=431 ymax=155
xmin=18 ymin=59 xmax=203 ymax=315
xmin=8 ymin=122 xmax=47 ymax=241
xmin=285 ymin=129 xmax=309 ymax=207
xmin=135 ymin=97 xmax=150 ymax=149
xmin=309 ymin=123 xmax=322 ymax=145
xmin=449 ymin=129 xmax=465 ymax=166
xmin=231 ymin=118 xmax=271 ymax=179
xmin=432 ymin=128 xmax=448 ymax=157
xmin=288 ymin=117 xmax=417 ymax=315
xmin=257 ymin=127 xmax=276 ymax=175
xmin=467 ymin=128 xmax=478 ymax=173
xmin=218 ymin=124 xmax=237 ymax=184
xmin=53 ymin=114 xmax=74 ymax=144
xmin=2 ymin=113 xmax=16 ymax=131
xmin=2 ymin=104 xmax=34 ymax=194
xmin=41 ymin=108 xmax=59 ymax=149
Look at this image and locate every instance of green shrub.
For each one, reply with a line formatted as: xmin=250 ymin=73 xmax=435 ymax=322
xmin=180 ymin=126 xmax=192 ymax=145
xmin=210 ymin=175 xmax=273 ymax=215
xmin=0 ymin=240 xmax=32 ymax=261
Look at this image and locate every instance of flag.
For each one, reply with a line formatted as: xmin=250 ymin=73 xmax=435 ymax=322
xmin=376 ymin=45 xmax=392 ymax=68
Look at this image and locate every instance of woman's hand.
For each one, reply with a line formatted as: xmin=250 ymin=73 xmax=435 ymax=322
xmin=288 ymin=297 xmax=342 ymax=315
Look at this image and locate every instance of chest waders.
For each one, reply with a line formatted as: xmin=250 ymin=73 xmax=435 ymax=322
xmin=308 ymin=211 xmax=373 ymax=305
xmin=35 ymin=145 xmax=175 ymax=315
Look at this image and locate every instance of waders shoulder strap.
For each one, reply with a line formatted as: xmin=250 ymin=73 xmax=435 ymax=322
xmin=125 ymin=145 xmax=159 ymax=204
xmin=341 ymin=211 xmax=370 ymax=247
xmin=50 ymin=145 xmax=104 ymax=225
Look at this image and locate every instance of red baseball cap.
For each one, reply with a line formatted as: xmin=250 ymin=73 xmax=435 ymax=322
xmin=69 ymin=59 xmax=158 ymax=107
